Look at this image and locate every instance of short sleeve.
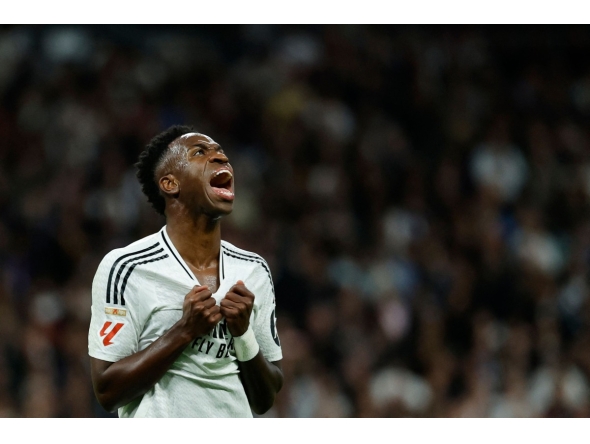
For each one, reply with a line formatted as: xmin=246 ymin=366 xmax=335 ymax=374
xmin=88 ymin=252 xmax=149 ymax=362
xmin=250 ymin=263 xmax=282 ymax=362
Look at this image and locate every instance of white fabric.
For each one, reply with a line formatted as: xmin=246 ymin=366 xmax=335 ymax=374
xmin=233 ymin=326 xmax=260 ymax=362
xmin=88 ymin=226 xmax=282 ymax=418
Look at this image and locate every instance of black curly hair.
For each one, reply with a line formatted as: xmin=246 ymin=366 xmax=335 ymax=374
xmin=136 ymin=125 xmax=195 ymax=216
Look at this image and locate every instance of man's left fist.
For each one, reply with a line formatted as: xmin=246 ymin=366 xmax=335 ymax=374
xmin=220 ymin=280 xmax=255 ymax=337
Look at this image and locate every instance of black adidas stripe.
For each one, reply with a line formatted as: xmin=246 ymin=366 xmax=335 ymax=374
xmin=120 ymin=254 xmax=169 ymax=305
xmin=161 ymin=232 xmax=193 ymax=280
xmin=222 ymin=248 xmax=275 ymax=294
xmin=112 ymin=248 xmax=164 ymax=305
xmin=222 ymin=245 xmax=263 ymax=260
xmin=222 ymin=246 xmax=274 ymax=279
xmin=221 ymin=246 xmax=274 ymax=282
xmin=106 ymin=243 xmax=160 ymax=304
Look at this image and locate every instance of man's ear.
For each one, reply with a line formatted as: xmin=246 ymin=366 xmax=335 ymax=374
xmin=159 ymin=174 xmax=180 ymax=197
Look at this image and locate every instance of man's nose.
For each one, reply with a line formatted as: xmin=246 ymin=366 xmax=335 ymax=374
xmin=210 ymin=151 xmax=229 ymax=164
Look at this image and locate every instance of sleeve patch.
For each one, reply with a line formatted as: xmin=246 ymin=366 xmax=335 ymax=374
xmin=270 ymin=308 xmax=280 ymax=346
xmin=105 ymin=307 xmax=127 ymax=316
xmin=99 ymin=321 xmax=126 ymax=346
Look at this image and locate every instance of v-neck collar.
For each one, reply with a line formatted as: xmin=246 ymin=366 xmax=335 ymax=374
xmin=160 ymin=225 xmax=225 ymax=291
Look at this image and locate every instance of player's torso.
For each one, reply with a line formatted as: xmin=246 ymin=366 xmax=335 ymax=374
xmin=95 ymin=227 xmax=274 ymax=417
xmin=143 ymin=262 xmax=240 ymax=382
xmin=127 ymin=230 xmax=261 ymax=384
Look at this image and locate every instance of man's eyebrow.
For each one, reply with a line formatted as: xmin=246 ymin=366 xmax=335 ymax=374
xmin=190 ymin=143 xmax=224 ymax=151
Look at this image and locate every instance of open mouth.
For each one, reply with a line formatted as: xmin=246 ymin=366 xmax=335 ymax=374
xmin=209 ymin=169 xmax=234 ymax=201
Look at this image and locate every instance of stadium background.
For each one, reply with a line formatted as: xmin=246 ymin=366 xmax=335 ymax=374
xmin=0 ymin=24 xmax=589 ymax=417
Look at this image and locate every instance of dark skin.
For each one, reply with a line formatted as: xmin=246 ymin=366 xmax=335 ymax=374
xmin=90 ymin=133 xmax=283 ymax=415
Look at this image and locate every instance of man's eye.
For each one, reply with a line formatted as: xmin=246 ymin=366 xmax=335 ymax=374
xmin=194 ymin=149 xmax=204 ymax=156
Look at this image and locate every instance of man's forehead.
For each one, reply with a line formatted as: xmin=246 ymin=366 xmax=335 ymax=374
xmin=179 ymin=132 xmax=216 ymax=144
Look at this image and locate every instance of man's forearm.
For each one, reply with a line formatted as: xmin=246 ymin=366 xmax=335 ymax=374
xmin=91 ymin=322 xmax=193 ymax=412
xmin=237 ymin=354 xmax=283 ymax=415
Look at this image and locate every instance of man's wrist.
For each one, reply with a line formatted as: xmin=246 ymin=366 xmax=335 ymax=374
xmin=170 ymin=320 xmax=196 ymax=346
xmin=233 ymin=325 xmax=259 ymax=362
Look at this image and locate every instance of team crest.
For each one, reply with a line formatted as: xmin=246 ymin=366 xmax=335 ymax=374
xmin=270 ymin=309 xmax=280 ymax=346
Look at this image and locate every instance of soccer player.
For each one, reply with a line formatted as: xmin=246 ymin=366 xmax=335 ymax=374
xmin=88 ymin=126 xmax=283 ymax=417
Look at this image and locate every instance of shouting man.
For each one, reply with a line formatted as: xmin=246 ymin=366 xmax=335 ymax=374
xmin=88 ymin=126 xmax=283 ymax=417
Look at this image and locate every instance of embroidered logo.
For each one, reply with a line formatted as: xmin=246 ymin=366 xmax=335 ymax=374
xmin=99 ymin=321 xmax=125 ymax=346
xmin=105 ymin=307 xmax=127 ymax=317
xmin=270 ymin=308 xmax=280 ymax=346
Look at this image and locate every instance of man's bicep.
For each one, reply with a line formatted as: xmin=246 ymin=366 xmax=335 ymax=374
xmin=88 ymin=311 xmax=139 ymax=361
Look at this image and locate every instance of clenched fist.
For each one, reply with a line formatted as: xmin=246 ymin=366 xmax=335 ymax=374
xmin=220 ymin=280 xmax=255 ymax=337
xmin=180 ymin=285 xmax=223 ymax=338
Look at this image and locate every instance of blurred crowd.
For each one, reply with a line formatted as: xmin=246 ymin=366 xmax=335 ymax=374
xmin=1 ymin=24 xmax=590 ymax=417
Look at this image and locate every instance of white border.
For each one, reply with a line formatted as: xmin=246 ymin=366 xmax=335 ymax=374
xmin=5 ymin=418 xmax=590 ymax=443
xmin=3 ymin=1 xmax=590 ymax=25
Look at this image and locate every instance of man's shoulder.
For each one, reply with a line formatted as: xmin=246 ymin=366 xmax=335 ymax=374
xmin=100 ymin=230 xmax=165 ymax=268
xmin=92 ymin=230 xmax=166 ymax=304
xmin=221 ymin=240 xmax=274 ymax=286
xmin=220 ymin=240 xmax=268 ymax=264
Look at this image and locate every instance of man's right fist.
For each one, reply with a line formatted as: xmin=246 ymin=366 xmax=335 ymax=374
xmin=180 ymin=285 xmax=222 ymax=337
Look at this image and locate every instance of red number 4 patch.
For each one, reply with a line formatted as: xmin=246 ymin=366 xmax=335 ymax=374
xmin=100 ymin=321 xmax=125 ymax=346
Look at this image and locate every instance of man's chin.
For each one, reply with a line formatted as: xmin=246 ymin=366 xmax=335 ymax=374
xmin=199 ymin=189 xmax=234 ymax=219
xmin=203 ymin=202 xmax=233 ymax=219
xmin=217 ymin=204 xmax=233 ymax=217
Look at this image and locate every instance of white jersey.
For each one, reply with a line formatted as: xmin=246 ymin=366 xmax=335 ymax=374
xmin=88 ymin=226 xmax=282 ymax=418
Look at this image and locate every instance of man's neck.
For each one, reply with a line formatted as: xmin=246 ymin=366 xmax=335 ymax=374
xmin=165 ymin=213 xmax=221 ymax=270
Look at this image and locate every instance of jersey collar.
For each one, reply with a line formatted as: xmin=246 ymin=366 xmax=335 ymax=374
xmin=159 ymin=226 xmax=225 ymax=291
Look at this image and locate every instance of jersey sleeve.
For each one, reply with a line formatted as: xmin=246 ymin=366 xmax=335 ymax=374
xmin=88 ymin=252 xmax=150 ymax=362
xmin=250 ymin=263 xmax=283 ymax=362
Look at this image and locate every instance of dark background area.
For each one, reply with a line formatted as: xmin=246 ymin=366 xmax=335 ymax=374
xmin=1 ymin=24 xmax=590 ymax=417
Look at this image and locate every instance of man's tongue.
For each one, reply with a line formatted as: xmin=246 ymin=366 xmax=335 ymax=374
xmin=211 ymin=186 xmax=234 ymax=201
xmin=209 ymin=171 xmax=234 ymax=201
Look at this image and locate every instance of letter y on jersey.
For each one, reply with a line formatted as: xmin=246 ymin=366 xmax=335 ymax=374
xmin=100 ymin=321 xmax=125 ymax=346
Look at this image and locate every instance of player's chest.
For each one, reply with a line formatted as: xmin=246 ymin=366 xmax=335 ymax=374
xmin=190 ymin=266 xmax=220 ymax=294
xmin=148 ymin=266 xmax=235 ymax=309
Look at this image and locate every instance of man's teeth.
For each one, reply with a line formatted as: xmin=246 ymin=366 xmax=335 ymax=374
xmin=214 ymin=170 xmax=232 ymax=178
xmin=211 ymin=169 xmax=233 ymax=188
